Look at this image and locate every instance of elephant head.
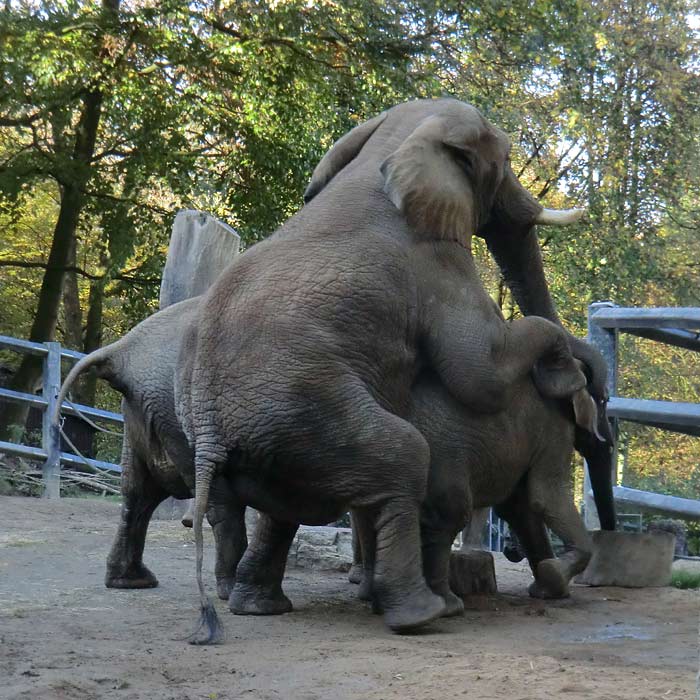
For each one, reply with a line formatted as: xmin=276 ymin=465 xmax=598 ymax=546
xmin=304 ymin=98 xmax=616 ymax=528
xmin=305 ymin=98 xmax=610 ymax=409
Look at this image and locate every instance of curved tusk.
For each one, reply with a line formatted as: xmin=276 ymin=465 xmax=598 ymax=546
xmin=534 ymin=207 xmax=586 ymax=226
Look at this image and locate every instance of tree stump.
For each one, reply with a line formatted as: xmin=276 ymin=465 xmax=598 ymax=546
xmin=449 ymin=549 xmax=498 ymax=597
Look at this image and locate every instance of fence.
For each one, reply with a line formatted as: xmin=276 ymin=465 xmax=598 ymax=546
xmin=583 ymin=302 xmax=700 ymax=527
xmin=0 ymin=335 xmax=122 ymax=498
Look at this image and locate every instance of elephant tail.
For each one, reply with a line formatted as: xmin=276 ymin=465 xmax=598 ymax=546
xmin=188 ymin=457 xmax=224 ymax=645
xmin=53 ymin=344 xmax=117 ymax=429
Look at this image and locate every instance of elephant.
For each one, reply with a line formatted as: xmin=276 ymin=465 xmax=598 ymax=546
xmin=176 ymin=97 xmax=600 ymax=641
xmin=54 ymin=297 xmax=247 ymax=602
xmin=240 ymin=361 xmax=611 ymax=619
xmin=348 ymin=367 xmax=608 ymax=615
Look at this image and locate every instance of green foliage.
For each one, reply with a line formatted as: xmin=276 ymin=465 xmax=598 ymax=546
xmin=670 ymin=570 xmax=700 ymax=589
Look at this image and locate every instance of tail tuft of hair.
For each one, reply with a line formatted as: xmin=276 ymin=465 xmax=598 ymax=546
xmin=188 ymin=601 xmax=224 ymax=646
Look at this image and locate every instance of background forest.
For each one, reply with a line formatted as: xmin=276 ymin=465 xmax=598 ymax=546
xmin=1 ymin=0 xmax=699 ymax=503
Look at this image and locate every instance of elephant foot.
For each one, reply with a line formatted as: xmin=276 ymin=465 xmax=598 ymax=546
xmin=228 ymin=585 xmax=293 ymax=616
xmin=381 ymin=587 xmax=446 ymax=633
xmin=348 ymin=564 xmax=363 ymax=585
xmin=105 ymin=562 xmax=158 ymax=589
xmin=503 ymin=543 xmax=525 ymax=563
xmin=357 ymin=573 xmax=373 ymax=602
xmin=440 ymin=590 xmax=465 ymax=618
xmin=216 ymin=576 xmax=236 ymax=601
xmin=528 ymin=559 xmax=570 ymax=599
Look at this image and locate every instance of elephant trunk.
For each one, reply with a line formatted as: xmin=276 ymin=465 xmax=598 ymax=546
xmin=575 ymin=427 xmax=617 ymax=530
xmin=485 ymin=226 xmax=561 ymax=322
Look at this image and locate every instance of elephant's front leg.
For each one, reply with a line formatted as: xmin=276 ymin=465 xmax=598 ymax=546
xmin=206 ymin=475 xmax=248 ymax=601
xmin=430 ymin=308 xmax=586 ymax=413
xmin=105 ymin=435 xmax=167 ymax=588
xmin=228 ymin=513 xmax=297 ymax=615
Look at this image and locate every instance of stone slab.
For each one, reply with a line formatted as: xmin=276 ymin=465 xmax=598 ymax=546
xmin=152 ymin=497 xmax=191 ymax=522
xmin=159 ymin=209 xmax=240 ymax=309
xmin=154 ymin=210 xmax=240 ymax=522
xmin=575 ymin=530 xmax=675 ymax=587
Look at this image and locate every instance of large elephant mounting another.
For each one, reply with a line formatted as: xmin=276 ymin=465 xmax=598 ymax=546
xmin=174 ymin=97 xmax=614 ymax=643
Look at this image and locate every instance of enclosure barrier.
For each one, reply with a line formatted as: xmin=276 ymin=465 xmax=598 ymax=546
xmin=0 ymin=335 xmax=122 ymax=498
xmin=584 ymin=302 xmax=700 ymax=527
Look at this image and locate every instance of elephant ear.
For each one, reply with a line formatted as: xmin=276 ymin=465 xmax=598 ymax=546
xmin=380 ymin=115 xmax=482 ymax=242
xmin=303 ymin=112 xmax=388 ymax=203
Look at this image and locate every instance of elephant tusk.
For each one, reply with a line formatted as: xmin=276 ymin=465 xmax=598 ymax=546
xmin=535 ymin=208 xmax=586 ymax=226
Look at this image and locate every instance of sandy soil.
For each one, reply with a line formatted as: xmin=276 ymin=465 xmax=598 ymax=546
xmin=0 ymin=495 xmax=697 ymax=700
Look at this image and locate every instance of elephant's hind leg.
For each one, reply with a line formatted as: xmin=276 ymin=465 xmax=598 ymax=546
xmin=349 ymin=410 xmax=446 ymax=631
xmin=105 ymin=437 xmax=167 ymax=588
xmin=527 ymin=453 xmax=593 ymax=599
xmin=229 ymin=513 xmax=297 ymax=615
xmin=206 ymin=475 xmax=248 ymax=601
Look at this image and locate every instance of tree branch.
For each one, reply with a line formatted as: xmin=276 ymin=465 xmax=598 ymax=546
xmin=0 ymin=259 xmax=159 ymax=286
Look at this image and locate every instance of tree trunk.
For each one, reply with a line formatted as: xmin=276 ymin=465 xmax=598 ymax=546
xmin=0 ymin=23 xmax=108 ymax=439
xmin=79 ymin=277 xmax=105 ymax=408
xmin=61 ymin=235 xmax=83 ymax=351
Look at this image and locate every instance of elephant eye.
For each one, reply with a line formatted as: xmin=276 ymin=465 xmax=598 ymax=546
xmin=445 ymin=144 xmax=475 ymax=175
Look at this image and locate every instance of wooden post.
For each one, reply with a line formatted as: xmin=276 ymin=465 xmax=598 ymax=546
xmin=584 ymin=301 xmax=618 ymax=529
xmin=42 ymin=342 xmax=62 ymax=499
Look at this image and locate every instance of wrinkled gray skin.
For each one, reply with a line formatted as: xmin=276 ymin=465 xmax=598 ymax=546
xmin=177 ymin=98 xmax=596 ymax=639
xmin=54 ymin=298 xmax=246 ymax=602
xmin=349 ymin=371 xmax=600 ymax=616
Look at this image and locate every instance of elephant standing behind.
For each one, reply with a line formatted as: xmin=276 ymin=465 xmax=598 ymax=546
xmin=54 ymin=298 xmax=247 ymax=602
xmin=177 ymin=97 xmax=599 ymax=641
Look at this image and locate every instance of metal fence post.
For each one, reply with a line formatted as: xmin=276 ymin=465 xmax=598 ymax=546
xmin=584 ymin=301 xmax=619 ymax=529
xmin=42 ymin=342 xmax=62 ymax=499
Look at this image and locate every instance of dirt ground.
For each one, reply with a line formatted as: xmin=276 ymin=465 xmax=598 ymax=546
xmin=0 ymin=495 xmax=697 ymax=700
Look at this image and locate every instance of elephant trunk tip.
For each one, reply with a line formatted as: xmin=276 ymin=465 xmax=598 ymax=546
xmin=188 ymin=601 xmax=225 ymax=646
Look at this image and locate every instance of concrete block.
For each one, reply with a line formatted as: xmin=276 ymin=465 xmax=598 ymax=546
xmin=575 ymin=530 xmax=675 ymax=587
xmin=449 ymin=549 xmax=497 ymax=597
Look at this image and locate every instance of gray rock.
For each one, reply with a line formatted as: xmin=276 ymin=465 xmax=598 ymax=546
xmin=289 ymin=526 xmax=353 ymax=572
